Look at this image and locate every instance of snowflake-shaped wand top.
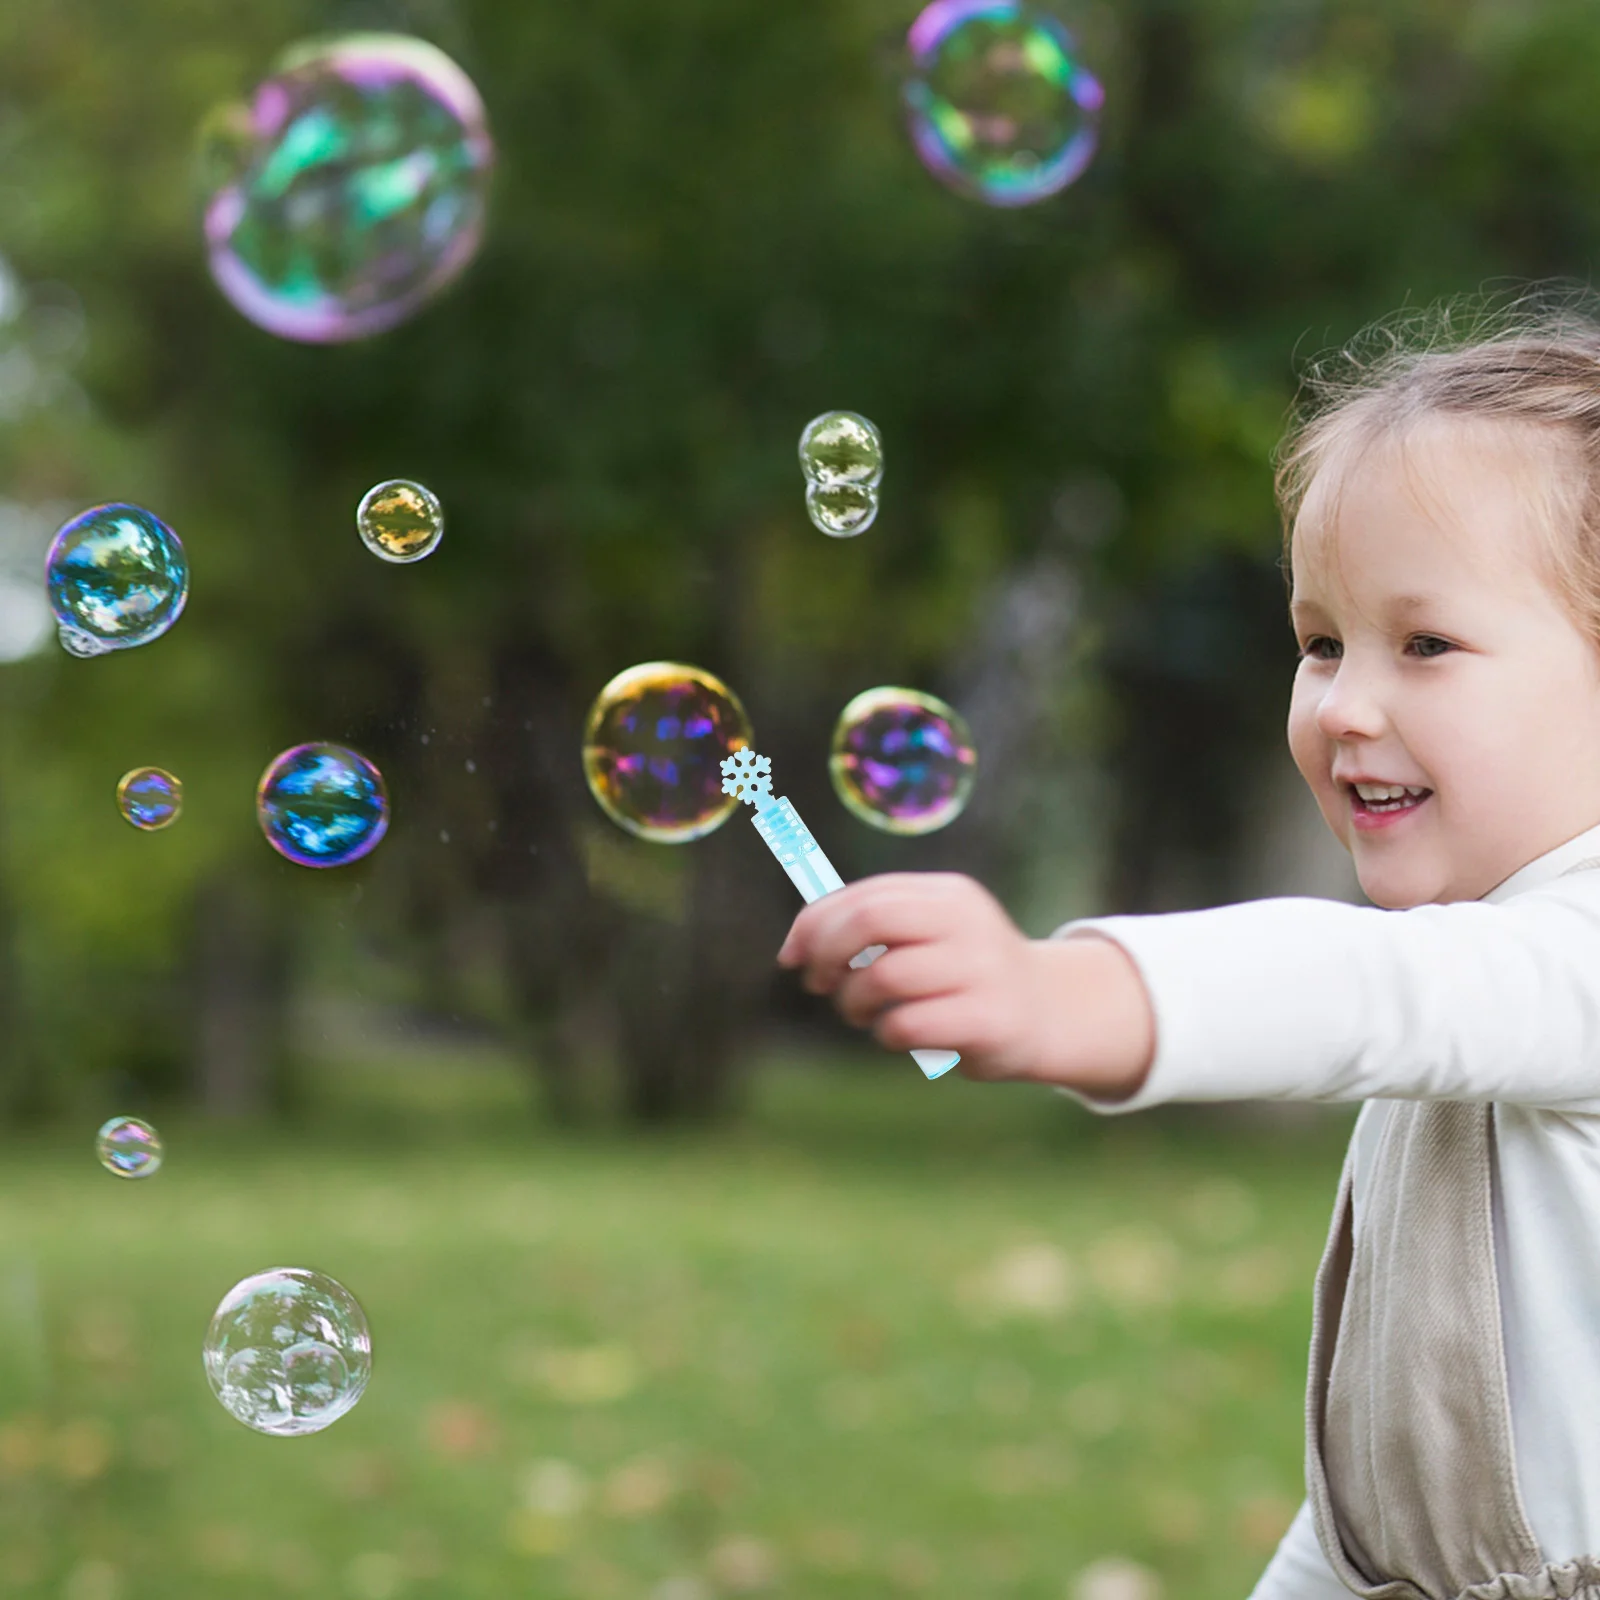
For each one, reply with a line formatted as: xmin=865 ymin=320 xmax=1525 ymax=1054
xmin=719 ymin=748 xmax=774 ymax=809
xmin=721 ymin=746 xmax=959 ymax=1082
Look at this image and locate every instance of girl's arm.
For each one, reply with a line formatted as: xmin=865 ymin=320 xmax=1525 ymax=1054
xmin=1050 ymin=873 xmax=1600 ymax=1115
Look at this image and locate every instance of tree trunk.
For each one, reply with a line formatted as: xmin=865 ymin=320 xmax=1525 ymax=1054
xmin=0 ymin=862 xmax=43 ymax=1121
xmin=487 ymin=639 xmax=627 ymax=1123
xmin=192 ymin=877 xmax=289 ymax=1119
xmin=610 ymin=821 xmax=773 ymax=1125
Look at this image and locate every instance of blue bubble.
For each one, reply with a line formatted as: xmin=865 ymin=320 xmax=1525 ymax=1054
xmin=117 ymin=767 xmax=184 ymax=831
xmin=45 ymin=504 xmax=189 ymax=657
xmin=257 ymin=742 xmax=389 ymax=868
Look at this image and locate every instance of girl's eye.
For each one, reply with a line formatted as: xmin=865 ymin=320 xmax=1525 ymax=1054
xmin=1296 ymin=634 xmax=1454 ymax=661
xmin=1410 ymin=634 xmax=1453 ymax=658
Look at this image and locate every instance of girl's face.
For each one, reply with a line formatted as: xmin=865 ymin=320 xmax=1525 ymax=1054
xmin=1287 ymin=414 xmax=1600 ymax=907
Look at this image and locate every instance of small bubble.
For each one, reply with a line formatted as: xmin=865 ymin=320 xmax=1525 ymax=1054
xmin=95 ymin=1116 xmax=163 ymax=1179
xmin=806 ymin=482 xmax=878 ymax=538
xmin=357 ymin=479 xmax=443 ymax=563
xmin=465 ymin=759 xmax=476 ymax=773
xmin=116 ymin=767 xmax=183 ymax=831
xmin=799 ymin=410 xmax=882 ymax=488
xmin=439 ymin=829 xmax=450 ymax=843
xmin=203 ymin=1267 xmax=371 ymax=1437
xmin=800 ymin=413 xmax=882 ymax=537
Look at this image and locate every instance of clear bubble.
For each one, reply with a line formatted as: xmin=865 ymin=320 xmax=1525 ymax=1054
xmin=357 ymin=478 xmax=443 ymax=562
xmin=582 ymin=662 xmax=754 ymax=842
xmin=116 ymin=767 xmax=183 ymax=831
xmin=257 ymin=743 xmax=389 ymax=867
xmin=829 ymin=686 xmax=978 ymax=834
xmin=200 ymin=33 xmax=495 ymax=343
xmin=203 ymin=1267 xmax=371 ymax=1436
xmin=798 ymin=411 xmax=883 ymax=489
xmin=806 ymin=482 xmax=879 ymax=538
xmin=95 ymin=1115 xmax=163 ymax=1179
xmin=45 ymin=504 xmax=189 ymax=657
xmin=904 ymin=0 xmax=1104 ymax=206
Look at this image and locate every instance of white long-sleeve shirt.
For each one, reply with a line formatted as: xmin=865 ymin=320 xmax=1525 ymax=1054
xmin=1048 ymin=820 xmax=1600 ymax=1597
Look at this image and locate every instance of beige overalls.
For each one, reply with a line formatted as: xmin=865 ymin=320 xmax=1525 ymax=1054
xmin=1303 ymin=1094 xmax=1600 ymax=1598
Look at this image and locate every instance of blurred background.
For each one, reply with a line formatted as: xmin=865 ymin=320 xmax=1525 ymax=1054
xmin=0 ymin=0 xmax=1589 ymax=1592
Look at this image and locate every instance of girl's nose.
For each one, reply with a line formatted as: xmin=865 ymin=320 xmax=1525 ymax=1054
xmin=1313 ymin=664 xmax=1389 ymax=742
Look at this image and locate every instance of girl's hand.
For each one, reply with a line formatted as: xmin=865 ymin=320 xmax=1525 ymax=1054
xmin=775 ymin=872 xmax=1156 ymax=1097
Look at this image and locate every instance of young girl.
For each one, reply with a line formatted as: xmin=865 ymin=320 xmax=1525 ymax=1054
xmin=777 ymin=301 xmax=1600 ymax=1600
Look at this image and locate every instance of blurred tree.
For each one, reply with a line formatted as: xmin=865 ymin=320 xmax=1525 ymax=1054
xmin=4 ymin=0 xmax=1600 ymax=1118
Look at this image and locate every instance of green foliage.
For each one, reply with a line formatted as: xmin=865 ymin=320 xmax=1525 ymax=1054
xmin=6 ymin=0 xmax=1600 ymax=1105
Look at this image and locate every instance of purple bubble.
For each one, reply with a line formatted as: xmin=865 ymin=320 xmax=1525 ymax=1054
xmin=829 ymin=687 xmax=978 ymax=834
xmin=582 ymin=662 xmax=754 ymax=843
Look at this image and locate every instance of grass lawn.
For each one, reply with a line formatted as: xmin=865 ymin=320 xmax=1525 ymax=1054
xmin=0 ymin=1047 xmax=1357 ymax=1600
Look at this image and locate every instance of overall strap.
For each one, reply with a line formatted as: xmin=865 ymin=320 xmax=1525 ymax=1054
xmin=1305 ymin=1099 xmax=1544 ymax=1598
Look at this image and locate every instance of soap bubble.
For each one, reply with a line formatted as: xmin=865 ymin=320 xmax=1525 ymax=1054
xmin=807 ymin=482 xmax=879 ymax=538
xmin=903 ymin=0 xmax=1104 ymax=206
xmin=200 ymin=33 xmax=494 ymax=343
xmin=257 ymin=743 xmax=389 ymax=867
xmin=799 ymin=411 xmax=883 ymax=488
xmin=357 ymin=478 xmax=443 ymax=562
xmin=45 ymin=504 xmax=189 ymax=657
xmin=95 ymin=1116 xmax=163 ymax=1179
xmin=830 ymin=686 xmax=978 ymax=834
xmin=800 ymin=411 xmax=882 ymax=537
xmin=117 ymin=767 xmax=183 ymax=831
xmin=204 ymin=1267 xmax=371 ymax=1436
xmin=582 ymin=662 xmax=754 ymax=842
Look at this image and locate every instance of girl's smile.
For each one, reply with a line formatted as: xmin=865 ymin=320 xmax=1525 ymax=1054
xmin=1347 ymin=784 xmax=1433 ymax=829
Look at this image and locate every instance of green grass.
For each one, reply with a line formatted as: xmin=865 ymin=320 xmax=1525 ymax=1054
xmin=0 ymin=1050 xmax=1356 ymax=1600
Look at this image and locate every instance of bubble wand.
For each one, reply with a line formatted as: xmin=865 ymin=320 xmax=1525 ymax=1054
xmin=721 ymin=749 xmax=961 ymax=1081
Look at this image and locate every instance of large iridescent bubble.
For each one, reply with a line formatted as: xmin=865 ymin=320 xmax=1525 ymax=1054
xmin=582 ymin=662 xmax=754 ymax=842
xmin=903 ymin=0 xmax=1104 ymax=206
xmin=204 ymin=1267 xmax=372 ymax=1437
xmin=200 ymin=33 xmax=494 ymax=343
xmin=257 ymin=743 xmax=389 ymax=867
xmin=829 ymin=687 xmax=978 ymax=834
xmin=45 ymin=504 xmax=189 ymax=658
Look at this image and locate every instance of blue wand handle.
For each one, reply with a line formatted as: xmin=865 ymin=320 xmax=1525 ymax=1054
xmin=722 ymin=751 xmax=960 ymax=1082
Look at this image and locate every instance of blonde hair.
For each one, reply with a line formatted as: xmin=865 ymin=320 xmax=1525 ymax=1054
xmin=1274 ymin=288 xmax=1600 ymax=646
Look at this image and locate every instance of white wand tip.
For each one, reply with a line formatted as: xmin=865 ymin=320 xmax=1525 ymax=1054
xmin=720 ymin=748 xmax=774 ymax=808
